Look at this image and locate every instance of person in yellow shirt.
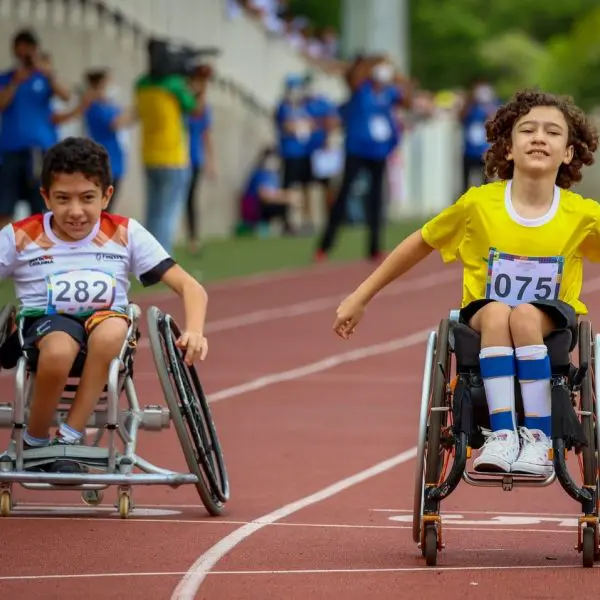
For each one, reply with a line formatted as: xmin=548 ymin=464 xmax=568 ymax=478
xmin=332 ymin=89 xmax=600 ymax=476
xmin=134 ymin=71 xmax=197 ymax=254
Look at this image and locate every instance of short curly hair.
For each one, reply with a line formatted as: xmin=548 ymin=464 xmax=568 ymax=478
xmin=484 ymin=90 xmax=599 ymax=189
xmin=41 ymin=137 xmax=112 ymax=192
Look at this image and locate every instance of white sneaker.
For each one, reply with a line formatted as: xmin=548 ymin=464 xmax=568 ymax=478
xmin=511 ymin=427 xmax=553 ymax=476
xmin=473 ymin=429 xmax=520 ymax=473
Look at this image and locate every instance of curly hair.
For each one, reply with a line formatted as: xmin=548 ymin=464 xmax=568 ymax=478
xmin=41 ymin=137 xmax=112 ymax=192
xmin=484 ymin=90 xmax=599 ymax=189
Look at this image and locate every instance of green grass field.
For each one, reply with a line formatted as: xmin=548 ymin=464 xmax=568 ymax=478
xmin=0 ymin=219 xmax=426 ymax=306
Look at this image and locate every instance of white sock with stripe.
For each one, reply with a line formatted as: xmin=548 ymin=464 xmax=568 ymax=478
xmin=479 ymin=346 xmax=516 ymax=432
xmin=515 ymin=344 xmax=551 ymax=437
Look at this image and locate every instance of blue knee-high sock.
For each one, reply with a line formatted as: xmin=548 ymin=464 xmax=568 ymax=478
xmin=516 ymin=345 xmax=552 ymax=437
xmin=479 ymin=346 xmax=517 ymax=432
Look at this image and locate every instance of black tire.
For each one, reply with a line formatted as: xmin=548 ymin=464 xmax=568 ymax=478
xmin=578 ymin=321 xmax=597 ymax=489
xmin=583 ymin=525 xmax=595 ymax=568
xmin=147 ymin=306 xmax=230 ymax=516
xmin=424 ymin=319 xmax=451 ymax=486
xmin=424 ymin=525 xmax=438 ymax=567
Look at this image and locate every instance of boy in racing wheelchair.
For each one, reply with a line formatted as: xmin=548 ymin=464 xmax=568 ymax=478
xmin=0 ymin=137 xmax=209 ymax=474
xmin=333 ymin=89 xmax=600 ymax=476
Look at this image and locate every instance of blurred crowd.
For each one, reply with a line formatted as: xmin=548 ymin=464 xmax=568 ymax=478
xmin=0 ymin=18 xmax=500 ymax=261
xmin=226 ymin=0 xmax=344 ymax=73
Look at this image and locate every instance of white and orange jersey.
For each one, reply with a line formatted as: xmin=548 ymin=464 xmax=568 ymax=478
xmin=0 ymin=212 xmax=173 ymax=318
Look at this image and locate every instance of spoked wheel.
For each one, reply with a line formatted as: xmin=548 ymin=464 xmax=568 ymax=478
xmin=147 ymin=306 xmax=230 ymax=516
xmin=578 ymin=322 xmax=600 ymax=565
xmin=413 ymin=318 xmax=451 ymax=556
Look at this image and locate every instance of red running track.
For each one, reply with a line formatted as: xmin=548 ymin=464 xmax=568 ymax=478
xmin=1 ymin=255 xmax=600 ymax=599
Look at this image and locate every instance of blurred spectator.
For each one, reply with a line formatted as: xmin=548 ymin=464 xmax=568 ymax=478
xmin=275 ymin=74 xmax=316 ymax=233
xmin=134 ymin=62 xmax=196 ymax=253
xmin=82 ymin=68 xmax=135 ymax=212
xmin=303 ymin=72 xmax=340 ymax=211
xmin=315 ymin=55 xmax=413 ymax=262
xmin=460 ymin=78 xmax=499 ymax=191
xmin=236 ymin=147 xmax=293 ymax=236
xmin=185 ymin=65 xmax=217 ymax=254
xmin=0 ymin=29 xmax=71 ymax=227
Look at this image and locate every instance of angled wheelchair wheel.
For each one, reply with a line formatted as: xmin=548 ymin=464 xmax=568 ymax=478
xmin=413 ymin=318 xmax=451 ymax=547
xmin=0 ymin=304 xmax=15 ymax=349
xmin=578 ymin=321 xmax=598 ymax=490
xmin=147 ymin=306 xmax=230 ymax=516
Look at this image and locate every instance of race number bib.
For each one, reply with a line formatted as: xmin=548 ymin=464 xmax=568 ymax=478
xmin=46 ymin=269 xmax=117 ymax=315
xmin=485 ymin=249 xmax=564 ymax=306
xmin=368 ymin=115 xmax=392 ymax=141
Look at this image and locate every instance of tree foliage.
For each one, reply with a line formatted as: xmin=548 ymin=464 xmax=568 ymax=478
xmin=288 ymin=0 xmax=600 ymax=107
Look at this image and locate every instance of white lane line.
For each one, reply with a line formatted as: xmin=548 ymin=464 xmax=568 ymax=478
xmin=170 ymin=447 xmax=418 ymax=598
xmin=0 ymin=563 xmax=589 ymax=582
xmin=209 ymin=328 xmax=431 ymax=403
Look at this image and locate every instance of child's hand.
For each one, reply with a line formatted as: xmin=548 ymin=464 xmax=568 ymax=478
xmin=176 ymin=332 xmax=208 ymax=364
xmin=333 ymin=293 xmax=366 ymax=339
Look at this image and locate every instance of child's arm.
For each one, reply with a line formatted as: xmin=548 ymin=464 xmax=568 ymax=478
xmin=333 ymin=230 xmax=433 ymax=338
xmin=334 ymin=193 xmax=470 ymax=339
xmin=160 ymin=265 xmax=209 ymax=365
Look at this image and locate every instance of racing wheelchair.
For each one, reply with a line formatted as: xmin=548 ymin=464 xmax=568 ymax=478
xmin=413 ymin=309 xmax=600 ymax=568
xmin=0 ymin=303 xmax=229 ymax=518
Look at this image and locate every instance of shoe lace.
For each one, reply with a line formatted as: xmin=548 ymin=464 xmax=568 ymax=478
xmin=518 ymin=427 xmax=549 ymax=460
xmin=480 ymin=429 xmax=515 ymax=457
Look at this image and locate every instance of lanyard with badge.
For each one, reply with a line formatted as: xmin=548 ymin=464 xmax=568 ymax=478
xmin=485 ymin=248 xmax=564 ymax=306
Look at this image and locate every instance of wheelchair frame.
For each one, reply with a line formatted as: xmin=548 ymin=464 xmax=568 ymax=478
xmin=413 ymin=309 xmax=600 ymax=568
xmin=0 ymin=303 xmax=230 ymax=518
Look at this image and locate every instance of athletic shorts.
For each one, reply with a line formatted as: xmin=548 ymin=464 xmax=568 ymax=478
xmin=459 ymin=298 xmax=578 ymax=335
xmin=282 ymin=156 xmax=312 ymax=188
xmin=0 ymin=310 xmax=128 ymax=370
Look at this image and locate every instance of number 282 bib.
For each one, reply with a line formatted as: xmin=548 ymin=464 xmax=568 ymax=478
xmin=485 ymin=248 xmax=564 ymax=306
xmin=46 ymin=269 xmax=117 ymax=315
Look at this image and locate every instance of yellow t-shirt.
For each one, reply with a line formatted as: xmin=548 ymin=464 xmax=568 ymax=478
xmin=134 ymin=75 xmax=196 ymax=168
xmin=421 ymin=180 xmax=600 ymax=314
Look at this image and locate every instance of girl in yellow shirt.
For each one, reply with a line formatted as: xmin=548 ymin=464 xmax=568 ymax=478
xmin=333 ymin=90 xmax=600 ymax=476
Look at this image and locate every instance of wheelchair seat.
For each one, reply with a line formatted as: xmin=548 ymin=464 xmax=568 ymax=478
xmin=450 ymin=321 xmax=575 ymax=374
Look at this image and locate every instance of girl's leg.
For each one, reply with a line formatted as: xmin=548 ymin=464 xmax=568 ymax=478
xmin=468 ymin=301 xmax=520 ymax=472
xmin=509 ymin=303 xmax=556 ymax=475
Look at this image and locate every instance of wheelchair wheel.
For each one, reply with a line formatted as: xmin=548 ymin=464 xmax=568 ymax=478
xmin=0 ymin=304 xmax=15 ymax=349
xmin=147 ymin=306 xmax=230 ymax=516
xmin=578 ymin=321 xmax=597 ymax=490
xmin=413 ymin=318 xmax=451 ymax=547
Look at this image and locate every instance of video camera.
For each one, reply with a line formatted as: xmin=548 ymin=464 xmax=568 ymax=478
xmin=147 ymin=37 xmax=220 ymax=79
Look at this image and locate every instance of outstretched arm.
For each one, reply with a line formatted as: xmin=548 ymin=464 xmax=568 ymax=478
xmin=333 ymin=230 xmax=434 ymax=338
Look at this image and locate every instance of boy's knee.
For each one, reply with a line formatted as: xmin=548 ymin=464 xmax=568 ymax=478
xmin=37 ymin=332 xmax=80 ymax=370
xmin=87 ymin=317 xmax=129 ymax=359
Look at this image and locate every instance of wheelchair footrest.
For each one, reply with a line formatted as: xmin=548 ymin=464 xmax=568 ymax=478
xmin=463 ymin=469 xmax=555 ymax=490
xmin=21 ymin=445 xmax=110 ymax=468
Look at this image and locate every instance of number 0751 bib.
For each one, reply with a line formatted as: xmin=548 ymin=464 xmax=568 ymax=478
xmin=46 ymin=269 xmax=117 ymax=315
xmin=485 ymin=248 xmax=564 ymax=306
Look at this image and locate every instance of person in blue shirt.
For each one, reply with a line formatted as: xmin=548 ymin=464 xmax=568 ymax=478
xmin=315 ymin=54 xmax=412 ymax=262
xmin=185 ymin=67 xmax=216 ymax=254
xmin=275 ymin=74 xmax=317 ymax=234
xmin=460 ymin=78 xmax=500 ymax=192
xmin=0 ymin=29 xmax=71 ymax=227
xmin=82 ymin=68 xmax=134 ymax=212
xmin=303 ymin=73 xmax=340 ymax=213
xmin=237 ymin=147 xmax=292 ymax=236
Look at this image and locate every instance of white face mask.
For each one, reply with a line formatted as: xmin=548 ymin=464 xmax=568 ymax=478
xmin=373 ymin=63 xmax=394 ymax=83
xmin=474 ymin=85 xmax=494 ymax=104
xmin=104 ymin=84 xmax=120 ymax=102
xmin=286 ymin=87 xmax=303 ymax=102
